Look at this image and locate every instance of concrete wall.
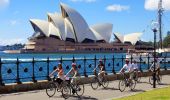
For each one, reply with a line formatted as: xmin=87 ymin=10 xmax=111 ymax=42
xmin=0 ymin=70 xmax=170 ymax=94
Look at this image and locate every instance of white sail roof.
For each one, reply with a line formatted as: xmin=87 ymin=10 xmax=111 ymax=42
xmin=30 ymin=19 xmax=62 ymax=39
xmin=90 ymin=28 xmax=104 ymax=41
xmin=60 ymin=3 xmax=97 ymax=42
xmin=30 ymin=19 xmax=49 ymax=37
xmin=64 ymin=18 xmax=76 ymax=40
xmin=91 ymin=23 xmax=113 ymax=42
xmin=114 ymin=33 xmax=124 ymax=43
xmin=124 ymin=33 xmax=142 ymax=45
xmin=114 ymin=32 xmax=142 ymax=45
xmin=49 ymin=23 xmax=62 ymax=39
xmin=47 ymin=13 xmax=65 ymax=40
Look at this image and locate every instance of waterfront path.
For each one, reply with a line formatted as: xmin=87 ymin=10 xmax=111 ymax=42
xmin=0 ymin=75 xmax=170 ymax=100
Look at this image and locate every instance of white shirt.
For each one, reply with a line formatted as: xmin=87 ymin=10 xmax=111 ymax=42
xmin=121 ymin=63 xmax=134 ymax=73
xmin=150 ymin=62 xmax=160 ymax=71
xmin=132 ymin=63 xmax=138 ymax=70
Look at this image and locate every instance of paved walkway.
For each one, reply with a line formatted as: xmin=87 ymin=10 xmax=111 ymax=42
xmin=0 ymin=75 xmax=170 ymax=100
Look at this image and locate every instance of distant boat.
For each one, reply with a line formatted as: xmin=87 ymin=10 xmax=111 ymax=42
xmin=3 ymin=50 xmax=21 ymax=54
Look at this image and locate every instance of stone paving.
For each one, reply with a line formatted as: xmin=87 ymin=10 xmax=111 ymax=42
xmin=0 ymin=75 xmax=170 ymax=100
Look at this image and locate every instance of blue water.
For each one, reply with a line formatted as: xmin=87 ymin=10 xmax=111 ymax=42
xmin=0 ymin=52 xmax=126 ymax=84
xmin=0 ymin=52 xmax=169 ymax=84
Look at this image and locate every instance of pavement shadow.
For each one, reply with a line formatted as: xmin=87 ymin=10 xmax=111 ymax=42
xmin=71 ymin=95 xmax=98 ymax=100
xmin=100 ymin=87 xmax=119 ymax=91
xmin=158 ymin=83 xmax=170 ymax=85
xmin=130 ymin=89 xmax=146 ymax=92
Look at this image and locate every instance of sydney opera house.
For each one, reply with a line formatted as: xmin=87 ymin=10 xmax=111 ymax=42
xmin=22 ymin=3 xmax=142 ymax=53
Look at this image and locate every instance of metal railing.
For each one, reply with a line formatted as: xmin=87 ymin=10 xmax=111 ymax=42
xmin=0 ymin=55 xmax=170 ymax=86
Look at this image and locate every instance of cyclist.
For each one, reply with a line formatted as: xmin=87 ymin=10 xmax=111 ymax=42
xmin=132 ymin=60 xmax=140 ymax=80
xmin=94 ymin=59 xmax=106 ymax=83
xmin=65 ymin=63 xmax=80 ymax=94
xmin=149 ymin=59 xmax=161 ymax=79
xmin=66 ymin=63 xmax=80 ymax=78
xmin=49 ymin=63 xmax=64 ymax=85
xmin=120 ymin=59 xmax=134 ymax=82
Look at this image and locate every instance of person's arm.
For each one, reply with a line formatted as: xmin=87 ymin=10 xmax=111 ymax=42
xmin=49 ymin=69 xmax=58 ymax=77
xmin=120 ymin=65 xmax=126 ymax=73
xmin=149 ymin=63 xmax=154 ymax=71
xmin=58 ymin=69 xmax=63 ymax=76
xmin=93 ymin=65 xmax=98 ymax=72
xmin=66 ymin=68 xmax=72 ymax=77
xmin=73 ymin=70 xmax=78 ymax=77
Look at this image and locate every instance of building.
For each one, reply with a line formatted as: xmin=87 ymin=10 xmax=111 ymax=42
xmin=22 ymin=3 xmax=139 ymax=53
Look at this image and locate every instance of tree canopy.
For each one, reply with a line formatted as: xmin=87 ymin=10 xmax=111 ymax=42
xmin=163 ymin=34 xmax=170 ymax=48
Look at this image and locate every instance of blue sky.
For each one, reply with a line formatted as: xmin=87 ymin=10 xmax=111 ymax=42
xmin=0 ymin=0 xmax=170 ymax=45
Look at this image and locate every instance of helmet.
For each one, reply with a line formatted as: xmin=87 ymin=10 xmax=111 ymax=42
xmin=72 ymin=63 xmax=76 ymax=66
xmin=99 ymin=59 xmax=103 ymax=62
xmin=125 ymin=59 xmax=129 ymax=62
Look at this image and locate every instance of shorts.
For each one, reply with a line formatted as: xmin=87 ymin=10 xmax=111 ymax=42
xmin=129 ymin=72 xmax=135 ymax=80
xmin=56 ymin=78 xmax=63 ymax=85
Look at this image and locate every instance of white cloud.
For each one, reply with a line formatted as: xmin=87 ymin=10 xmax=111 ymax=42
xmin=106 ymin=4 xmax=130 ymax=12
xmin=0 ymin=0 xmax=9 ymax=9
xmin=0 ymin=38 xmax=26 ymax=45
xmin=145 ymin=0 xmax=170 ymax=11
xmin=70 ymin=0 xmax=96 ymax=3
xmin=10 ymin=20 xmax=21 ymax=25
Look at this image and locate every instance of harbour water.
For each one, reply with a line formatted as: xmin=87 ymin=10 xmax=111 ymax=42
xmin=0 ymin=52 xmax=169 ymax=84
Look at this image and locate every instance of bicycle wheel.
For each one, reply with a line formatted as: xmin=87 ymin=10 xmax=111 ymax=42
xmin=119 ymin=80 xmax=126 ymax=92
xmin=157 ymin=75 xmax=162 ymax=85
xmin=137 ymin=75 xmax=141 ymax=82
xmin=91 ymin=77 xmax=99 ymax=90
xmin=75 ymin=84 xmax=85 ymax=96
xmin=62 ymin=84 xmax=71 ymax=99
xmin=46 ymin=82 xmax=57 ymax=97
xmin=149 ymin=76 xmax=153 ymax=85
xmin=102 ymin=77 xmax=109 ymax=88
xmin=129 ymin=80 xmax=136 ymax=90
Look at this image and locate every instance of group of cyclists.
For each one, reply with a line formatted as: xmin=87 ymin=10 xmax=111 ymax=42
xmin=47 ymin=58 xmax=161 ymax=98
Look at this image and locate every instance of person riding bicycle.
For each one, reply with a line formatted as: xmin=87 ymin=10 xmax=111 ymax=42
xmin=131 ymin=60 xmax=141 ymax=81
xmin=94 ymin=59 xmax=106 ymax=83
xmin=120 ymin=59 xmax=134 ymax=82
xmin=149 ymin=58 xmax=160 ymax=79
xmin=49 ymin=63 xmax=64 ymax=85
xmin=65 ymin=63 xmax=80 ymax=94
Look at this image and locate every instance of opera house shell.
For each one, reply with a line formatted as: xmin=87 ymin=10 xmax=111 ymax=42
xmin=22 ymin=3 xmax=132 ymax=53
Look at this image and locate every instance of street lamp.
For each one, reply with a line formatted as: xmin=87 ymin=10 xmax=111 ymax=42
xmin=151 ymin=21 xmax=158 ymax=88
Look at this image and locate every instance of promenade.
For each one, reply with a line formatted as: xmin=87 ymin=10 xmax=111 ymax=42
xmin=0 ymin=75 xmax=170 ymax=100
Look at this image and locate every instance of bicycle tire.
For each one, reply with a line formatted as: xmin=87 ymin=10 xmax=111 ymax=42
xmin=91 ymin=77 xmax=99 ymax=90
xmin=157 ymin=75 xmax=162 ymax=85
xmin=75 ymin=84 xmax=85 ymax=96
xmin=46 ymin=82 xmax=57 ymax=97
xmin=101 ymin=77 xmax=109 ymax=88
xmin=149 ymin=76 xmax=153 ymax=85
xmin=129 ymin=79 xmax=136 ymax=90
xmin=62 ymin=84 xmax=71 ymax=99
xmin=119 ymin=80 xmax=126 ymax=92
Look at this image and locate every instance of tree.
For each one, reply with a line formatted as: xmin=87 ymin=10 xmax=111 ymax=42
xmin=163 ymin=34 xmax=170 ymax=48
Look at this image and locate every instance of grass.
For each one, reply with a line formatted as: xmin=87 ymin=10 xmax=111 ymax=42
xmin=113 ymin=86 xmax=170 ymax=100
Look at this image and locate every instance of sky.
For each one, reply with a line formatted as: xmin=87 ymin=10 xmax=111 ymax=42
xmin=0 ymin=0 xmax=170 ymax=45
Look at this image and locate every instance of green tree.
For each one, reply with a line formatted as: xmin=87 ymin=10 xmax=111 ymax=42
xmin=163 ymin=34 xmax=170 ymax=48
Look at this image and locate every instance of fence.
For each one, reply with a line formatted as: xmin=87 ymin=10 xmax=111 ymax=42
xmin=0 ymin=55 xmax=170 ymax=86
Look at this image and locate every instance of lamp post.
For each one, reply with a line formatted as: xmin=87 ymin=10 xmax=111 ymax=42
xmin=151 ymin=21 xmax=158 ymax=88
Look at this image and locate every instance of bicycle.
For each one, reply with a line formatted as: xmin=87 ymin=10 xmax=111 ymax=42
xmin=119 ymin=72 xmax=136 ymax=92
xmin=46 ymin=76 xmax=68 ymax=98
xmin=133 ymin=70 xmax=141 ymax=82
xmin=149 ymin=73 xmax=162 ymax=85
xmin=90 ymin=70 xmax=109 ymax=90
xmin=62 ymin=77 xmax=85 ymax=99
